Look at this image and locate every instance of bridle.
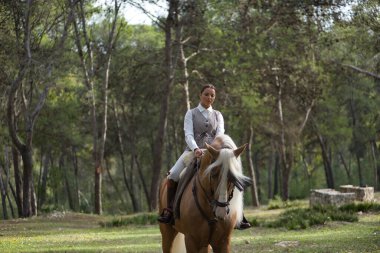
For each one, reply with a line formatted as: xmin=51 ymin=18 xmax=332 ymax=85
xmin=191 ymin=151 xmax=235 ymax=243
xmin=194 ymin=166 xmax=235 ymax=214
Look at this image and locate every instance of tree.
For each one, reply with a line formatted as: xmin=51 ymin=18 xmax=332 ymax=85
xmin=149 ymin=0 xmax=179 ymax=211
xmin=3 ymin=0 xmax=74 ymax=217
xmin=71 ymin=0 xmax=122 ymax=214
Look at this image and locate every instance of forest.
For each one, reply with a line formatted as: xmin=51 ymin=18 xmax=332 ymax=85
xmin=0 ymin=0 xmax=379 ymax=219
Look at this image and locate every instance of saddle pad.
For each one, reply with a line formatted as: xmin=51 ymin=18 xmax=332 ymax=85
xmin=173 ymin=157 xmax=199 ymax=219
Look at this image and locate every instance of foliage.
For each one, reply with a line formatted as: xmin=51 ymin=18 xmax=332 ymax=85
xmin=100 ymin=213 xmax=158 ymax=227
xmin=266 ymin=206 xmax=358 ymax=230
xmin=339 ymin=202 xmax=380 ymax=213
xmin=267 ymin=196 xmax=305 ymax=210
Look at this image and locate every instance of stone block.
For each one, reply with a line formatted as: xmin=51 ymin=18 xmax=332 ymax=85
xmin=339 ymin=185 xmax=374 ymax=202
xmin=310 ymin=189 xmax=355 ymax=207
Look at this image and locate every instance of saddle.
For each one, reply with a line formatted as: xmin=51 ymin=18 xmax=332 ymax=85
xmin=173 ymin=157 xmax=200 ymax=220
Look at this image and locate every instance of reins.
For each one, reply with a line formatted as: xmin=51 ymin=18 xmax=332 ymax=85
xmin=191 ymin=156 xmax=234 ymax=243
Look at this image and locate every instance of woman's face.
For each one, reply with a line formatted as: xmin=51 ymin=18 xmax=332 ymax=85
xmin=200 ymin=87 xmax=216 ymax=108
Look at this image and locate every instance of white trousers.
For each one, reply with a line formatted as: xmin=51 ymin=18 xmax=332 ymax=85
xmin=167 ymin=151 xmax=194 ymax=182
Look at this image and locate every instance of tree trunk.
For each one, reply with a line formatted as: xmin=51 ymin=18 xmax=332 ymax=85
xmin=280 ymin=163 xmax=291 ymax=201
xmin=94 ymin=158 xmax=102 ymax=214
xmin=1 ymin=146 xmax=12 ymax=219
xmin=275 ymin=73 xmax=292 ymax=201
xmin=338 ymin=151 xmax=352 ymax=183
xmin=273 ymin=152 xmax=280 ymax=198
xmin=246 ymin=127 xmax=260 ymax=207
xmin=267 ymin=143 xmax=276 ymax=199
xmin=370 ymin=140 xmax=380 ymax=190
xmin=316 ymin=132 xmax=335 ymax=188
xmin=30 ymin=177 xmax=37 ymax=216
xmin=178 ymin=33 xmax=191 ymax=111
xmin=38 ymin=150 xmax=50 ymax=209
xmin=7 ymin=68 xmax=33 ymax=218
xmin=71 ymin=146 xmax=80 ymax=211
xmin=104 ymin=159 xmax=126 ymax=207
xmin=61 ymin=153 xmax=75 ymax=211
xmin=112 ymin=100 xmax=140 ymax=212
xmin=20 ymin=148 xmax=33 ymax=217
xmin=0 ymin=164 xmax=8 ymax=220
xmin=135 ymin=155 xmax=150 ymax=209
xmin=356 ymin=154 xmax=364 ymax=187
xmin=7 ymin=194 xmax=15 ymax=219
xmin=12 ymin=147 xmax=22 ymax=217
xmin=149 ymin=0 xmax=178 ymax=211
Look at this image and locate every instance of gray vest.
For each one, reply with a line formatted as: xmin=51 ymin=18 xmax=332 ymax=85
xmin=186 ymin=108 xmax=220 ymax=150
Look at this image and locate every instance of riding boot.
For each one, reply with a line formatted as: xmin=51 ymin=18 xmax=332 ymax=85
xmin=158 ymin=179 xmax=178 ymax=224
xmin=237 ymin=214 xmax=252 ymax=230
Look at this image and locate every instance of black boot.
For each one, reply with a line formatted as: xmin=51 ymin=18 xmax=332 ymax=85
xmin=158 ymin=179 xmax=178 ymax=224
xmin=237 ymin=215 xmax=251 ymax=230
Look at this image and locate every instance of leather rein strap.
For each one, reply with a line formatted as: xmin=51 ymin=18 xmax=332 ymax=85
xmin=192 ymin=174 xmax=217 ymax=244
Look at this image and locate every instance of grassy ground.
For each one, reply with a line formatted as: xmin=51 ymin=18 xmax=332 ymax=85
xmin=0 ymin=202 xmax=379 ymax=252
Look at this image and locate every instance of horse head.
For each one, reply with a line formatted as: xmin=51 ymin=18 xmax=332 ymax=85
xmin=199 ymin=135 xmax=252 ymax=221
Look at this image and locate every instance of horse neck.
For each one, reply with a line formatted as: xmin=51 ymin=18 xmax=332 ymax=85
xmin=198 ymin=167 xmax=212 ymax=195
xmin=197 ymin=154 xmax=215 ymax=199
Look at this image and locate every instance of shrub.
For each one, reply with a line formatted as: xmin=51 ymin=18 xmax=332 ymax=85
xmin=100 ymin=213 xmax=158 ymax=227
xmin=266 ymin=206 xmax=358 ymax=230
xmin=267 ymin=196 xmax=283 ymax=210
xmin=339 ymin=202 xmax=380 ymax=213
xmin=267 ymin=196 xmax=304 ymax=210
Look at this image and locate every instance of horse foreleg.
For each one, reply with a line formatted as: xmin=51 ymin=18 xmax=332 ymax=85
xmin=201 ymin=245 xmax=212 ymax=253
xmin=211 ymin=237 xmax=231 ymax=253
xmin=184 ymin=235 xmax=210 ymax=253
xmin=211 ymin=245 xmax=230 ymax=253
xmin=160 ymin=224 xmax=178 ymax=253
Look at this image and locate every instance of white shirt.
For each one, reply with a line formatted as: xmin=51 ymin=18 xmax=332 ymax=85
xmin=184 ymin=104 xmax=225 ymax=151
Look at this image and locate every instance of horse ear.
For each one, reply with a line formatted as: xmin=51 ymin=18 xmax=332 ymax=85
xmin=205 ymin=143 xmax=219 ymax=158
xmin=234 ymin=143 xmax=248 ymax=157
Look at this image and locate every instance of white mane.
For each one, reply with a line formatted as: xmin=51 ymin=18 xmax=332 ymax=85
xmin=204 ymin=134 xmax=250 ymax=223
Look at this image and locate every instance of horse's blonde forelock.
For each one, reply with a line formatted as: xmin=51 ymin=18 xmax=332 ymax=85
xmin=204 ymin=135 xmax=249 ymax=222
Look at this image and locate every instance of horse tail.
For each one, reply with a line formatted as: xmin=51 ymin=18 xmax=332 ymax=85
xmin=171 ymin=233 xmax=186 ymax=253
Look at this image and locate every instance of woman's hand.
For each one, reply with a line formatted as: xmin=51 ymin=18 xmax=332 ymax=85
xmin=194 ymin=148 xmax=203 ymax=158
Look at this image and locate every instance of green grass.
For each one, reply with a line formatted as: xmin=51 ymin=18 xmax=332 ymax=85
xmin=234 ymin=214 xmax=380 ymax=253
xmin=0 ymin=203 xmax=379 ymax=252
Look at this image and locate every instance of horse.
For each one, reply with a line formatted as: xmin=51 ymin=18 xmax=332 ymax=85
xmin=159 ymin=134 xmax=252 ymax=253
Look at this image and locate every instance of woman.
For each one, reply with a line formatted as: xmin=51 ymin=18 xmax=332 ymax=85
xmin=158 ymin=84 xmax=251 ymax=230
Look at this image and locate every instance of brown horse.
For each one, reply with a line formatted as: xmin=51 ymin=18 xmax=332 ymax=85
xmin=159 ymin=134 xmax=252 ymax=253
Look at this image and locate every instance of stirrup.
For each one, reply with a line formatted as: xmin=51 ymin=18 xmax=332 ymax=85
xmin=158 ymin=208 xmax=173 ymax=224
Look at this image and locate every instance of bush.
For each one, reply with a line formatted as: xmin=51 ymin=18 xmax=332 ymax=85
xmin=267 ymin=196 xmax=283 ymax=210
xmin=339 ymin=202 xmax=380 ymax=213
xmin=266 ymin=206 xmax=358 ymax=230
xmin=267 ymin=196 xmax=304 ymax=210
xmin=100 ymin=213 xmax=158 ymax=227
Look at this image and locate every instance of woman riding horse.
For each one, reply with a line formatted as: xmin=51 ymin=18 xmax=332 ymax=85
xmin=159 ymin=134 xmax=252 ymax=253
xmin=158 ymin=84 xmax=250 ymax=230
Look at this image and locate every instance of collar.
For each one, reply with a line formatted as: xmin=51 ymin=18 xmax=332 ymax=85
xmin=197 ymin=104 xmax=213 ymax=113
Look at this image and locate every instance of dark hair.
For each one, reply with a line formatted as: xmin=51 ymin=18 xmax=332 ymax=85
xmin=200 ymin=84 xmax=216 ymax=94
